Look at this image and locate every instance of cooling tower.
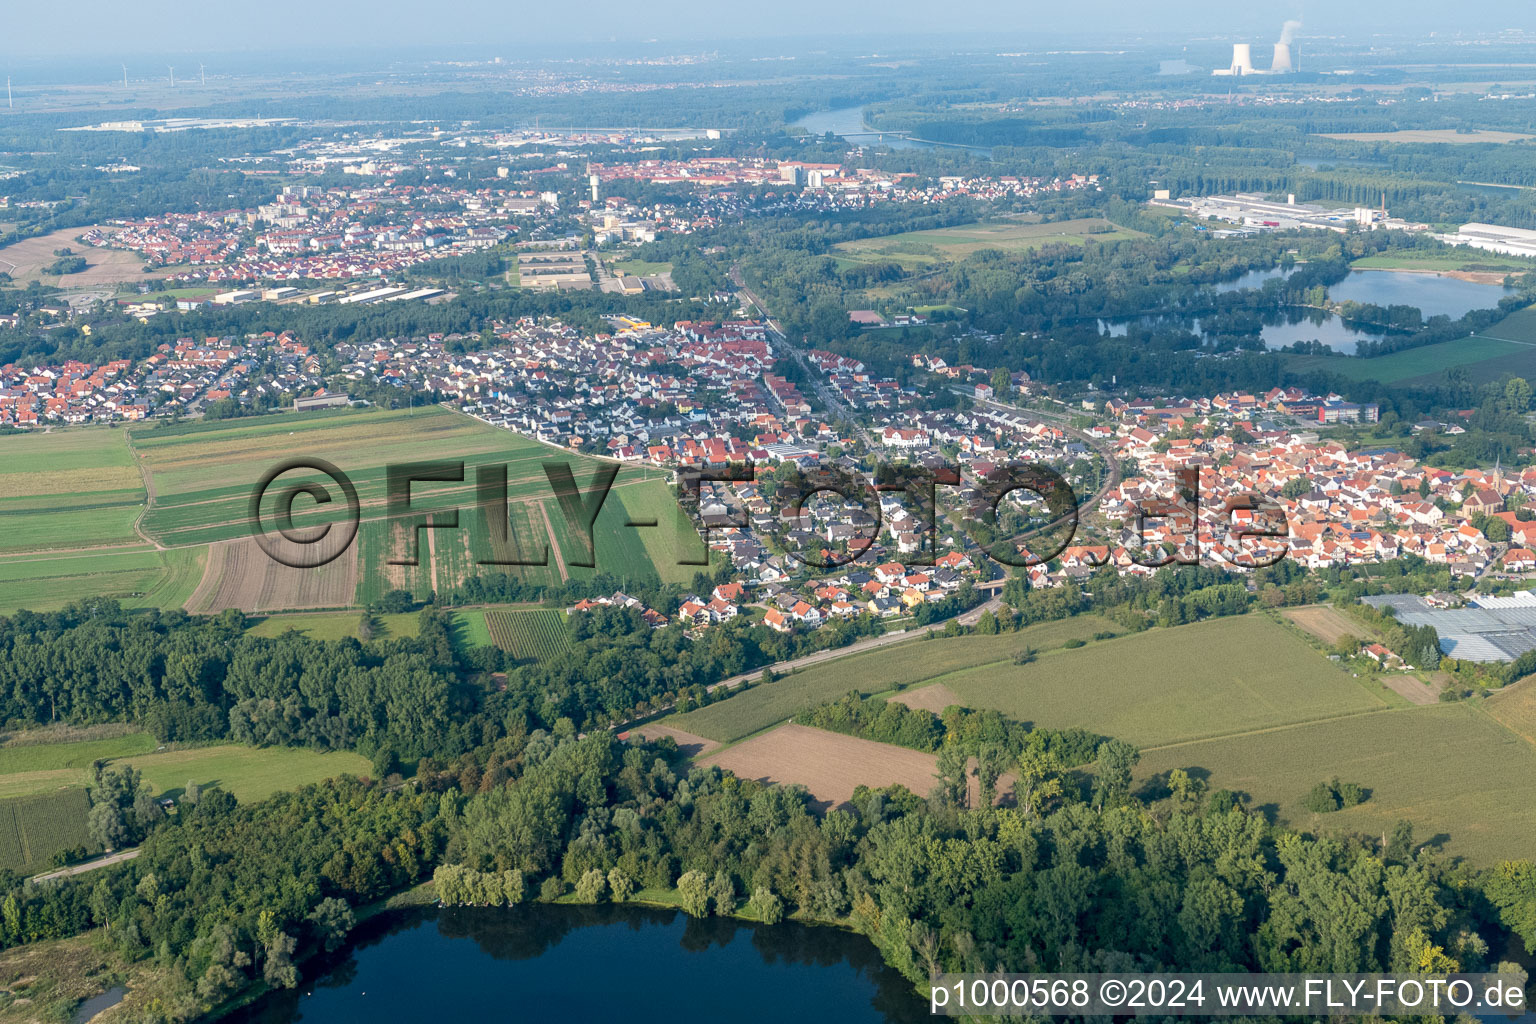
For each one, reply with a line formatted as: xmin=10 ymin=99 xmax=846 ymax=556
xmin=1271 ymin=42 xmax=1294 ymax=73
xmin=1230 ymin=44 xmax=1255 ymax=76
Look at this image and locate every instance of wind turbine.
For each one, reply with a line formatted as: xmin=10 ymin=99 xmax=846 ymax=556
xmin=167 ymin=66 xmax=175 ymax=88
xmin=199 ymin=63 xmax=205 ymax=86
xmin=6 ymin=77 xmax=11 ymax=110
xmin=121 ymin=64 xmax=128 ymax=87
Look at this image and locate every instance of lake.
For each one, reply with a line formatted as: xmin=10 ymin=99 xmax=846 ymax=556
xmin=223 ymin=904 xmax=928 ymax=1024
xmin=1329 ymin=269 xmax=1509 ymax=320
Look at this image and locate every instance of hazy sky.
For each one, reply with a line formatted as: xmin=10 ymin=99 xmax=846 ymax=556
xmin=4 ymin=0 xmax=1533 ymax=59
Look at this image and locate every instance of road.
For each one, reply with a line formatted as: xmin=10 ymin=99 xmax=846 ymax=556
xmin=728 ymin=264 xmax=875 ymax=446
xmin=32 ymin=847 xmax=140 ymax=883
xmin=965 ymin=391 xmax=1123 ymax=525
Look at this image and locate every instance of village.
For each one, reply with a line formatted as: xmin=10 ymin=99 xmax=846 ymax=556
xmin=5 ymin=300 xmax=1534 ymax=661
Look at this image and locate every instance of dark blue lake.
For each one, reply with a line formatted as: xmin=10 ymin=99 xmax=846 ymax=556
xmin=221 ymin=904 xmax=928 ymax=1023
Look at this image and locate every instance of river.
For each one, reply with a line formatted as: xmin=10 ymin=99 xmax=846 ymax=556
xmin=221 ymin=904 xmax=928 ymax=1023
xmin=790 ymin=106 xmax=991 ymax=157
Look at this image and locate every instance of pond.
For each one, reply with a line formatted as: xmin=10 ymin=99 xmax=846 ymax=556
xmin=222 ymin=904 xmax=928 ymax=1024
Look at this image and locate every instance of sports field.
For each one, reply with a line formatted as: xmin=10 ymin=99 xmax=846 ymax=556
xmin=833 ymin=218 xmax=1142 ymax=269
xmin=668 ymin=614 xmax=1121 ymax=744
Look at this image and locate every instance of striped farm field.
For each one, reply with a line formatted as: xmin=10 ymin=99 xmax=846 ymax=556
xmin=0 ymin=427 xmax=146 ymax=554
xmin=130 ymin=405 xmax=590 ymax=548
xmin=484 ymin=608 xmax=573 ymax=662
xmin=0 ymin=545 xmax=207 ymax=616
xmin=0 ymin=789 xmax=91 ymax=874
xmin=542 ymin=476 xmax=690 ymax=587
xmin=464 ymin=498 xmax=563 ymax=589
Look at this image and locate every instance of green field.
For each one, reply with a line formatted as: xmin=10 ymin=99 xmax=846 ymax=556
xmin=544 ymin=477 xmax=701 ymax=587
xmin=464 ymin=499 xmax=562 ymax=591
xmin=483 ymin=608 xmax=572 ymax=661
xmin=1138 ymin=704 xmax=1536 ymax=864
xmin=0 ymin=427 xmax=145 ymax=553
xmin=0 ymin=408 xmax=691 ymax=615
xmin=928 ymin=615 xmax=1391 ymax=747
xmin=1351 ymin=253 xmax=1534 ymax=275
xmin=669 ymin=615 xmax=1121 ymax=744
xmin=0 ymin=790 xmax=91 ymax=874
xmin=247 ymin=608 xmax=499 ymax=651
xmin=610 ymin=258 xmax=673 ymax=277
xmin=0 ymin=545 xmax=207 ymax=615
xmin=833 ymin=218 xmax=1142 ymax=269
xmin=129 ymin=405 xmax=680 ymax=591
xmin=454 ymin=608 xmax=494 ymax=649
xmin=121 ymin=745 xmax=372 ymax=802
xmin=1284 ymin=304 xmax=1536 ymax=387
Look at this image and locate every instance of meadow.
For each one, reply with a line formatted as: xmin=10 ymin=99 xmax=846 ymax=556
xmin=1318 ymin=129 xmax=1536 ymax=144
xmin=0 ymin=427 xmax=145 ymax=554
xmin=923 ymin=615 xmax=1393 ymax=748
xmin=121 ymin=745 xmax=372 ymax=802
xmin=832 ymin=218 xmax=1142 ymax=269
xmin=668 ymin=614 xmax=1121 ymax=744
xmin=1136 ymin=704 xmax=1536 ymax=865
xmin=1284 ymin=305 xmax=1536 ymax=387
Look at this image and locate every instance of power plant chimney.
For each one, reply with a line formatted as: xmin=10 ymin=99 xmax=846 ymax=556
xmin=1230 ymin=44 xmax=1255 ymax=76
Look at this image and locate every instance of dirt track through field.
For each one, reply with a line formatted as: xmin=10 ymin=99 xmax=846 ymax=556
xmin=539 ymin=501 xmax=569 ymax=581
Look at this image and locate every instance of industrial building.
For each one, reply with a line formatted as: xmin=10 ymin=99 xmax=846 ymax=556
xmin=1212 ymin=20 xmax=1301 ymax=76
xmin=1442 ymin=223 xmax=1536 ymax=259
xmin=1361 ymin=592 xmax=1536 ymax=663
xmin=1148 ymin=192 xmax=1388 ymax=233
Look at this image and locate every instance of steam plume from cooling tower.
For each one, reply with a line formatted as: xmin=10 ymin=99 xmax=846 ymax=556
xmin=1280 ymin=19 xmax=1302 ymax=45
